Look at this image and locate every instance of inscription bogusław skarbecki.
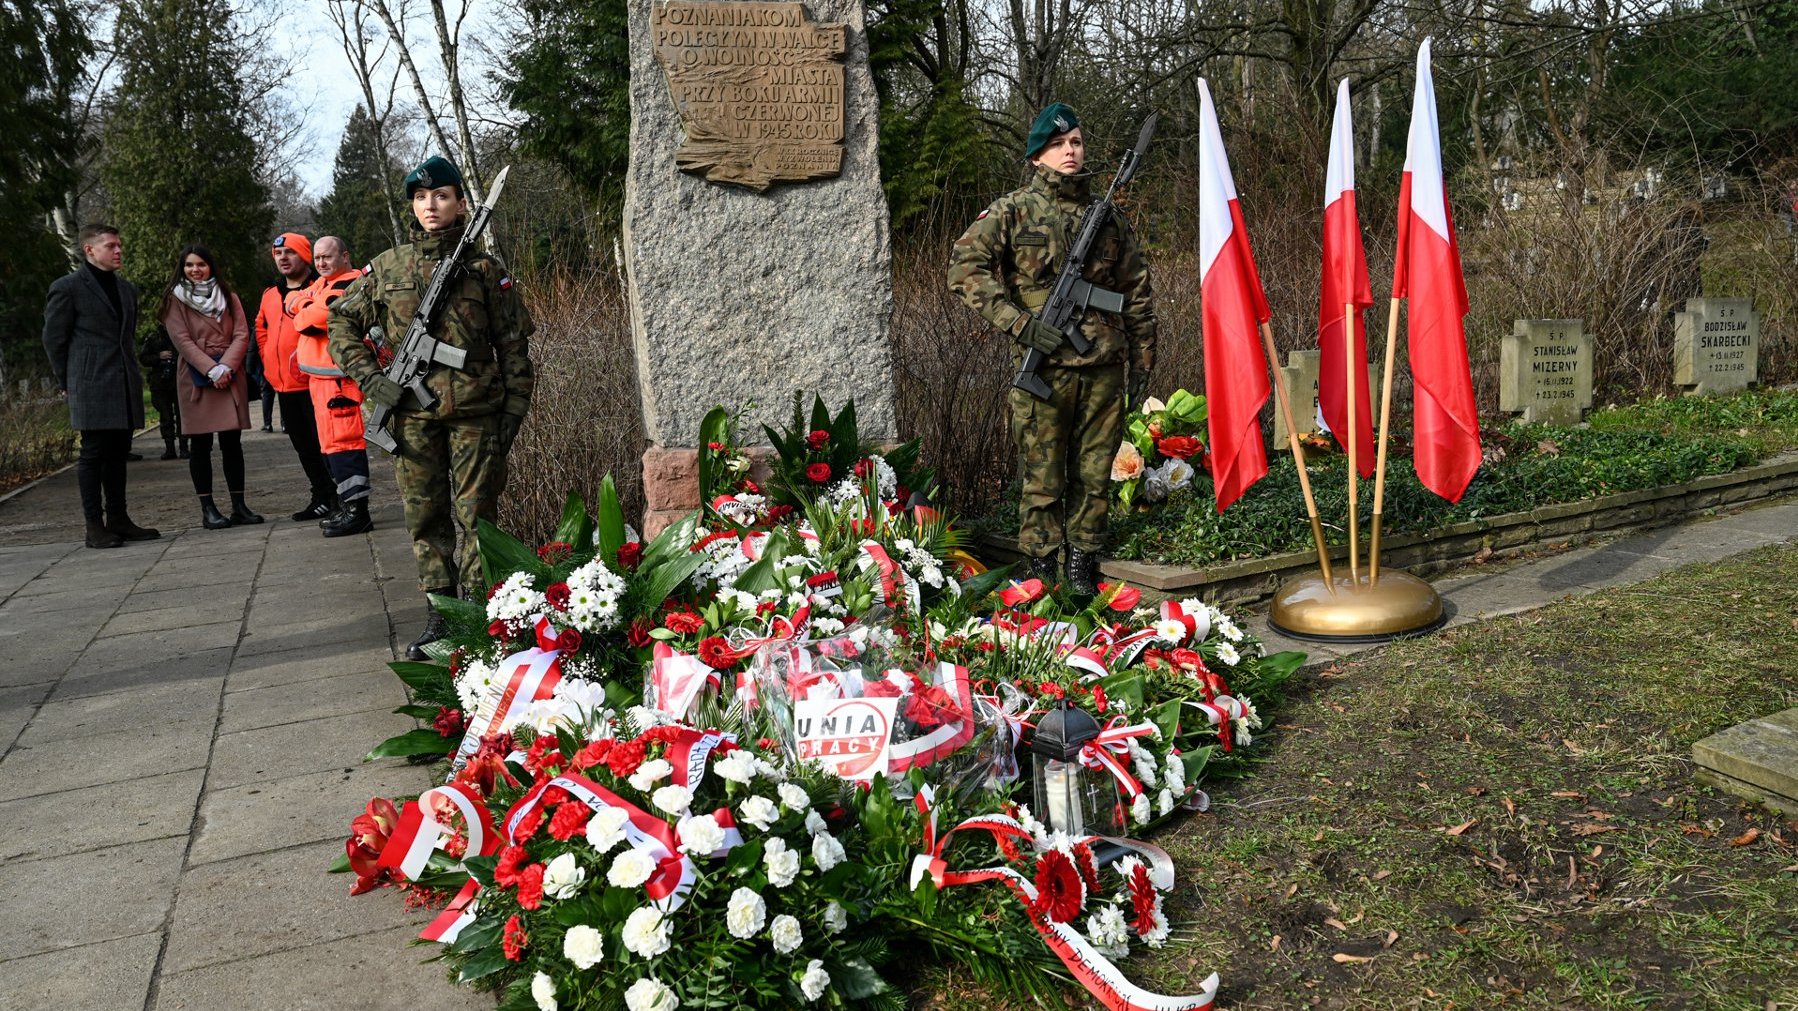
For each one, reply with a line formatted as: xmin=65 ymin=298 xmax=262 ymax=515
xmin=651 ymin=1 xmax=847 ymax=191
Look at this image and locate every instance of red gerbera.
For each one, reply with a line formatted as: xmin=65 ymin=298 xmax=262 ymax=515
xmin=515 ymin=864 xmax=546 ymax=910
xmin=617 ymin=541 xmax=643 ymax=569
xmin=696 ymin=635 xmax=739 ymax=670
xmin=1029 ymin=849 xmax=1087 ymax=924
xmin=663 ymin=610 xmax=704 ymax=634
xmin=806 ymin=429 xmax=830 ymax=451
xmin=502 ymin=914 xmax=529 ymax=960
xmin=805 ymin=462 xmax=832 ymax=483
xmin=548 ymin=800 xmax=589 ymax=841
xmin=537 ymin=540 xmax=574 ymax=564
xmin=1125 ymin=860 xmax=1159 ymax=934
xmin=545 ymin=582 xmax=571 ymax=610
xmin=1156 ymin=434 xmax=1203 ymax=460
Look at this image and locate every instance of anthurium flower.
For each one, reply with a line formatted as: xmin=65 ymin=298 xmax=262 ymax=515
xmin=1097 ymin=581 xmax=1141 ymax=612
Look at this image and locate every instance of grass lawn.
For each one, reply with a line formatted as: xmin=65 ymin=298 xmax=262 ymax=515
xmin=922 ymin=541 xmax=1798 ymax=1009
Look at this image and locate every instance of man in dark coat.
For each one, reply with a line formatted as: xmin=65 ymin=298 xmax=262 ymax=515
xmin=42 ymin=223 xmax=160 ymax=548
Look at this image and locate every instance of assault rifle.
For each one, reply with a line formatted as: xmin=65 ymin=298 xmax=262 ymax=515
xmin=365 ymin=165 xmax=511 ymax=454
xmin=1013 ymin=113 xmax=1158 ymax=401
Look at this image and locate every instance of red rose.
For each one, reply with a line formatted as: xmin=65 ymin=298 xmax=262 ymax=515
xmin=555 ymin=627 xmax=582 ymax=653
xmin=487 ymin=619 xmax=511 ymax=640
xmin=663 ymin=610 xmax=704 ymax=634
xmin=766 ymin=504 xmax=795 ymax=523
xmin=537 ymin=540 xmax=574 ymax=564
xmin=806 ymin=462 xmax=832 ymax=483
xmin=862 ymin=678 xmax=904 ymax=698
xmin=626 ymin=617 xmax=652 ymax=648
xmin=572 ymin=738 xmax=614 ymax=770
xmin=433 ymin=706 xmax=465 ymax=738
xmin=1098 ymin=582 xmax=1142 ymax=612
xmin=697 ymin=635 xmax=739 ymax=670
xmin=806 ymin=429 xmax=830 ymax=450
xmin=1029 ymin=849 xmax=1087 ymax=924
xmin=545 ymin=582 xmax=571 ymax=610
xmin=494 ymin=844 xmax=529 ymax=888
xmin=548 ymin=801 xmax=589 ymax=841
xmin=617 ymin=541 xmax=642 ymax=570
xmin=853 ymin=457 xmax=872 ymax=478
xmin=502 ymin=914 xmax=529 ymax=960
xmin=1156 ymin=435 xmax=1203 ymax=460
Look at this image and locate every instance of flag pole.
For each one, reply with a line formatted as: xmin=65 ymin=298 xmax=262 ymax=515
xmin=1261 ymin=322 xmax=1332 ymax=583
xmin=1343 ymin=303 xmax=1360 ymax=584
xmin=1369 ymin=296 xmax=1402 ymax=583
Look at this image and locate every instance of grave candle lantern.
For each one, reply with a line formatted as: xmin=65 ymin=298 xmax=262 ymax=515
xmin=1030 ymin=699 xmax=1120 ymax=838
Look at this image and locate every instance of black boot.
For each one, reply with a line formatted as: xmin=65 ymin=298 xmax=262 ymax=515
xmin=405 ymin=588 xmax=455 ymax=661
xmin=200 ymin=496 xmax=232 ymax=530
xmin=291 ymin=494 xmax=334 ymax=522
xmin=1028 ymin=549 xmax=1059 ymax=584
xmin=177 ymin=439 xmax=190 ymax=459
xmin=160 ymin=439 xmax=178 ymax=461
xmin=1065 ymin=546 xmax=1100 ymax=597
xmin=321 ymin=499 xmax=373 ymax=537
xmin=229 ymin=492 xmax=264 ymax=525
xmin=84 ymin=518 xmax=123 ymax=549
xmin=106 ymin=513 xmax=161 ymax=541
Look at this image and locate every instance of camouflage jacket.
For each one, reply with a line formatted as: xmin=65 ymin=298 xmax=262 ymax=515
xmin=326 ymin=222 xmax=535 ymax=421
xmin=947 ymin=162 xmax=1157 ymax=372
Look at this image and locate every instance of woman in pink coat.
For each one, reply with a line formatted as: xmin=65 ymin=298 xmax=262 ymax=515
xmin=162 ymin=245 xmax=263 ymax=529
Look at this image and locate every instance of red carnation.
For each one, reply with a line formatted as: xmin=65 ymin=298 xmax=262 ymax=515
xmin=545 ymin=582 xmax=572 ymax=610
xmin=806 ymin=429 xmax=830 ymax=450
xmin=627 ymin=617 xmax=652 ymax=648
xmin=618 ymin=541 xmax=642 ymax=570
xmin=604 ymin=738 xmax=648 ymax=778
xmin=525 ymin=734 xmax=564 ymax=778
xmin=1091 ymin=684 xmax=1109 ymax=714
xmin=707 ymin=441 xmax=726 ymax=451
xmin=663 ymin=610 xmax=704 ymax=635
xmin=1156 ymin=435 xmax=1203 ymax=460
xmin=488 ymin=619 xmax=511 ymax=640
xmin=805 ymin=462 xmax=832 ymax=483
xmin=548 ymin=801 xmax=589 ymax=841
xmin=494 ymin=844 xmax=530 ymax=888
xmin=513 ymin=806 xmax=545 ymax=841
xmin=862 ymin=678 xmax=904 ymax=699
xmin=1029 ymin=849 xmax=1087 ymax=924
xmin=502 ymin=914 xmax=529 ymax=960
xmin=537 ymin=540 xmax=574 ymax=564
xmin=697 ymin=635 xmax=739 ymax=670
xmin=516 ymin=863 xmax=546 ymax=909
xmin=555 ymin=627 xmax=582 ymax=653
xmin=433 ymin=707 xmax=465 ymax=738
xmin=572 ymin=738 xmax=614 ymax=770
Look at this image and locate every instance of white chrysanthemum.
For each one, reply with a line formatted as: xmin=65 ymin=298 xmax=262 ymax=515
xmin=799 ymin=959 xmax=830 ymax=1001
xmin=487 ymin=572 xmax=545 ymax=623
xmin=764 ymin=836 xmax=800 ymax=887
xmin=623 ymin=977 xmax=678 ymax=1011
xmin=454 ymin=656 xmax=499 ymax=715
xmin=826 ymin=477 xmax=862 ymax=505
xmin=562 ymin=924 xmax=604 ymax=969
xmin=652 ymin=784 xmax=694 ymax=817
xmin=622 ymin=906 xmax=672 ymax=959
xmin=1085 ymin=903 xmax=1130 ymax=955
xmin=869 ymin=455 xmax=898 ymax=499
xmin=532 ymin=971 xmax=558 ymax=1011
xmin=543 ymin=852 xmax=587 ymax=901
xmin=607 ymin=847 xmax=656 ymax=888
xmin=777 ymin=782 xmax=809 ymax=811
xmin=725 ymin=886 xmax=767 ymax=939
xmin=1239 ymin=697 xmax=1263 ymax=729
xmin=769 ymin=914 xmax=803 ymax=954
xmin=1140 ymin=899 xmax=1171 ymax=947
xmin=739 ymin=795 xmax=779 ymax=832
xmin=1127 ymin=741 xmax=1160 ymax=789
xmin=821 ymin=900 xmax=848 ymax=934
xmin=1015 ymin=804 xmax=1049 ymax=845
xmin=588 ymin=807 xmax=630 ymax=855
xmin=1215 ymin=641 xmax=1241 ymax=667
xmin=629 ymin=758 xmax=674 ymax=792
xmin=811 ymin=831 xmax=845 ymax=872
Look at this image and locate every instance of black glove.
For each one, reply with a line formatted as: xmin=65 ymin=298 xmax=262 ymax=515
xmin=363 ymin=374 xmax=404 ymax=408
xmin=1015 ymin=315 xmax=1066 ymax=355
xmin=497 ymin=401 xmax=528 ymax=453
xmin=1127 ymin=370 xmax=1150 ymax=404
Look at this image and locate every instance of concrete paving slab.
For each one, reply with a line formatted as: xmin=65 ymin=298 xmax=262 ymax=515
xmin=0 ymin=769 xmax=202 ymax=864
xmin=161 ymin=840 xmax=420 ymax=974
xmin=72 ymin=620 xmax=243 ymax=669
xmin=226 ymin=643 xmax=395 ymax=693
xmin=151 ymin=925 xmax=492 ymax=1011
xmin=0 ymin=721 xmax=213 ymax=802
xmin=129 ymin=568 xmax=256 ymax=595
xmin=245 ymin=594 xmax=391 ymax=630
xmin=0 ymin=930 xmax=162 ymax=1011
xmin=0 ymin=837 xmax=184 ymax=958
xmin=18 ymin=676 xmax=221 ymax=745
xmin=97 ymin=601 xmax=247 ymax=640
xmin=0 ymin=681 xmax=51 ymax=750
xmin=190 ymin=762 xmax=427 ymax=865
xmin=234 ymin=613 xmax=393 ymax=659
xmin=52 ymin=647 xmax=234 ymax=700
xmin=0 ymin=585 xmax=131 ymax=617
xmin=209 ymin=708 xmax=417 ymax=790
xmin=1705 ymin=499 xmax=1798 ymax=539
xmin=219 ymin=671 xmax=404 ymax=735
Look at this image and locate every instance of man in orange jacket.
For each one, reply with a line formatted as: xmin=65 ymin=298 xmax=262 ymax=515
xmin=256 ymin=232 xmax=337 ymax=521
xmin=287 ymin=235 xmax=374 ymax=536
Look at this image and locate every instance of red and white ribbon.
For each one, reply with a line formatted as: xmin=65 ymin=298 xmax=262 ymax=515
xmin=375 ymin=782 xmax=500 ymax=943
xmin=1065 ymin=645 xmax=1109 ymax=680
xmin=887 ymin=662 xmax=975 ymax=771
xmin=452 ymin=622 xmax=565 ymax=772
xmin=1185 ymin=695 xmax=1245 ymax=752
xmin=505 ymin=773 xmax=700 ymax=911
xmin=1078 ymin=719 xmax=1160 ymax=801
xmin=663 ymin=726 xmax=738 ymax=788
xmin=1091 ymin=624 xmax=1160 ymax=668
xmin=1158 ymin=600 xmax=1210 ymax=642
xmin=805 ymin=570 xmax=842 ymax=600
xmin=649 ymin=642 xmax=717 ymax=719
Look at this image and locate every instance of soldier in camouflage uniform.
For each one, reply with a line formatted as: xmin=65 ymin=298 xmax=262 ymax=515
xmin=327 ymin=155 xmax=535 ymax=658
xmin=947 ymin=102 xmax=1157 ymax=595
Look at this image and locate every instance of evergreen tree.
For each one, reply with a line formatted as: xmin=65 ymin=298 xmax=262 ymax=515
xmin=101 ymin=0 xmax=272 ymax=302
xmin=317 ymin=104 xmax=399 ymax=264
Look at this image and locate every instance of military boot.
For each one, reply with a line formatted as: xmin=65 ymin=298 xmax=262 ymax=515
xmin=1065 ymin=546 xmax=1100 ymax=597
xmin=1028 ymin=549 xmax=1059 ymax=584
xmin=321 ymin=499 xmax=373 ymax=538
xmin=84 ymin=518 xmax=123 ymax=549
xmin=405 ymin=588 xmax=455 ymax=661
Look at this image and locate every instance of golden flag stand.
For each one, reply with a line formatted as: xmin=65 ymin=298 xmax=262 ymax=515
xmin=1267 ymin=298 xmax=1446 ymax=642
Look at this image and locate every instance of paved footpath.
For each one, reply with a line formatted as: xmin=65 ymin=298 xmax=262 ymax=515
xmin=0 ymin=427 xmax=1793 ymax=1010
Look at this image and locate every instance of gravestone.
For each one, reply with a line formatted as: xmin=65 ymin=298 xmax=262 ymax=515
xmin=1499 ymin=319 xmax=1592 ymax=424
xmin=1693 ymin=708 xmax=1798 ymax=817
xmin=1271 ymin=349 xmax=1374 ymax=443
xmin=626 ymin=0 xmax=895 ymax=533
xmin=1674 ymin=297 xmax=1760 ymax=395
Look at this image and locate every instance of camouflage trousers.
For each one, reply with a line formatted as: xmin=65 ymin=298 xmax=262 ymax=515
xmin=388 ymin=412 xmax=504 ymax=595
xmin=1008 ymin=364 xmax=1124 ymax=556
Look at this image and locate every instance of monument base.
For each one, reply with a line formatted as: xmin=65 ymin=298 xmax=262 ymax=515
xmin=640 ymin=445 xmax=778 ymax=538
xmin=1267 ymin=569 xmax=1446 ymax=643
xmin=1693 ymin=708 xmax=1798 ymax=817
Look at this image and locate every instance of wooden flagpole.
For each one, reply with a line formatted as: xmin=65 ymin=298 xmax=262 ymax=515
xmin=1261 ymin=322 xmax=1332 ymax=583
xmin=1370 ymin=297 xmax=1403 ymax=583
xmin=1343 ymin=302 xmax=1360 ymax=583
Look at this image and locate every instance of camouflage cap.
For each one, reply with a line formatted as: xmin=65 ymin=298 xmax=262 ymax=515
xmin=404 ymin=155 xmax=464 ymax=198
xmin=1025 ymin=102 xmax=1079 ymax=159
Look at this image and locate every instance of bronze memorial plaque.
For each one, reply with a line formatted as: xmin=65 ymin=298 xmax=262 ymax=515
xmin=651 ymin=1 xmax=847 ymax=191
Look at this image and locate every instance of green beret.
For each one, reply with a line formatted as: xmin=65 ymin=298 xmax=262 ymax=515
xmin=404 ymin=155 xmax=464 ymax=197
xmin=1025 ymin=102 xmax=1079 ymax=159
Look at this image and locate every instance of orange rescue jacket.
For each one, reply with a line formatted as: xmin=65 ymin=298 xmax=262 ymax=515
xmin=256 ymin=277 xmax=315 ymax=393
xmin=288 ymin=268 xmax=364 ymax=379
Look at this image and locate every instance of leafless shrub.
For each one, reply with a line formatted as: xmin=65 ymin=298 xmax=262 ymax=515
xmin=0 ymin=395 xmax=76 ymax=494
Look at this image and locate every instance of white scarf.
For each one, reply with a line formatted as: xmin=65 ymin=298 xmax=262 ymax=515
xmin=175 ymin=278 xmax=225 ymax=319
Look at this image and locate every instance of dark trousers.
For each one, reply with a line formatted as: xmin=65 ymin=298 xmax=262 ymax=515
xmin=149 ymin=384 xmax=181 ymax=445
xmin=276 ymin=389 xmax=335 ymax=502
xmin=188 ymin=430 xmax=245 ymax=497
xmin=325 ymin=450 xmax=372 ymax=504
xmin=259 ymin=383 xmax=277 ymax=429
xmin=76 ymin=429 xmax=132 ymax=522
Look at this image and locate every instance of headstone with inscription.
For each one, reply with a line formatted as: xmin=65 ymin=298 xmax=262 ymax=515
xmin=1499 ymin=319 xmax=1593 ymax=425
xmin=1271 ymin=349 xmax=1374 ymax=443
xmin=1674 ymin=297 xmax=1760 ymax=395
xmin=626 ymin=0 xmax=895 ymax=532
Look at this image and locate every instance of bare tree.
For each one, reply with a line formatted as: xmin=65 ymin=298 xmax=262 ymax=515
xmin=427 ymin=0 xmax=483 ymax=199
xmin=328 ymin=0 xmax=407 ymax=245
xmin=364 ymin=0 xmax=484 ymax=206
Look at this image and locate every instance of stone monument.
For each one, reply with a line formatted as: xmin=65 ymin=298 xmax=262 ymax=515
xmin=1499 ymin=319 xmax=1593 ymax=425
xmin=1674 ymin=297 xmax=1760 ymax=395
xmin=1271 ymin=349 xmax=1373 ymax=443
xmin=626 ymin=0 xmax=895 ymax=533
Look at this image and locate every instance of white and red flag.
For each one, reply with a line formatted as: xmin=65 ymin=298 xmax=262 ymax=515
xmin=1319 ymin=78 xmax=1376 ymax=478
xmin=1394 ymin=38 xmax=1480 ymax=501
xmin=1196 ymin=78 xmax=1272 ymax=512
